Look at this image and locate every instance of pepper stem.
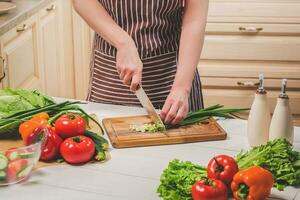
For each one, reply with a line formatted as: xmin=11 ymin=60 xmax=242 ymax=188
xmin=237 ymin=183 xmax=249 ymax=200
xmin=214 ymin=157 xmax=224 ymax=172
xmin=73 ymin=137 xmax=81 ymax=143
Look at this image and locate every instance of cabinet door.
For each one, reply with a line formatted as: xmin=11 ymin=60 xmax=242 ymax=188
xmin=0 ymin=15 xmax=44 ymax=91
xmin=72 ymin=8 xmax=94 ymax=100
xmin=39 ymin=1 xmax=62 ymax=97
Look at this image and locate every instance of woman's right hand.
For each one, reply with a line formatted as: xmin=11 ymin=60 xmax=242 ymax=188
xmin=116 ymin=39 xmax=143 ymax=92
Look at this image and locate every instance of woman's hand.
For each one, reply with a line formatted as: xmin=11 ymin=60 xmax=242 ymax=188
xmin=116 ymin=40 xmax=143 ymax=91
xmin=160 ymin=87 xmax=190 ymax=125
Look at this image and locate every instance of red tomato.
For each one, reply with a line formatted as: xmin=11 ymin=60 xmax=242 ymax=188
xmin=192 ymin=178 xmax=227 ymax=200
xmin=207 ymin=155 xmax=239 ymax=185
xmin=7 ymin=159 xmax=28 ymax=181
xmin=55 ymin=114 xmax=87 ymax=139
xmin=60 ymin=136 xmax=95 ymax=164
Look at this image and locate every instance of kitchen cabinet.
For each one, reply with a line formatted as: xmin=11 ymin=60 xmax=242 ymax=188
xmin=0 ymin=0 xmax=75 ymax=98
xmin=198 ymin=0 xmax=300 ymax=125
xmin=38 ymin=0 xmax=62 ymax=97
xmin=0 ymin=14 xmax=43 ymax=91
xmin=72 ymin=8 xmax=94 ymax=100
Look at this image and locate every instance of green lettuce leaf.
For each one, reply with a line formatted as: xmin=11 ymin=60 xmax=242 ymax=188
xmin=157 ymin=159 xmax=207 ymax=200
xmin=0 ymin=88 xmax=55 ymax=119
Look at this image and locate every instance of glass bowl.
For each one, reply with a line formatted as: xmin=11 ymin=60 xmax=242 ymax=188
xmin=0 ymin=127 xmax=48 ymax=186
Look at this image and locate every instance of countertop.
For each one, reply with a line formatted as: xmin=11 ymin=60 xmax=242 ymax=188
xmin=0 ymin=101 xmax=300 ymax=200
xmin=0 ymin=0 xmax=53 ymax=36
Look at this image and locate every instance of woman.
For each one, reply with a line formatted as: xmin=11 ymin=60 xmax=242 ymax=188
xmin=73 ymin=0 xmax=208 ymax=125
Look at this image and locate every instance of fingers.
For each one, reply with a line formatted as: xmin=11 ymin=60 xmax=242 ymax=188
xmin=161 ymin=98 xmax=188 ymax=125
xmin=130 ymin=72 xmax=141 ymax=91
xmin=117 ymin=65 xmax=142 ymax=91
xmin=119 ymin=70 xmax=126 ymax=80
xmin=160 ymin=100 xmax=172 ymax=121
xmin=164 ymin=102 xmax=179 ymax=124
xmin=171 ymin=105 xmax=188 ymax=125
xmin=123 ymin=72 xmax=133 ymax=85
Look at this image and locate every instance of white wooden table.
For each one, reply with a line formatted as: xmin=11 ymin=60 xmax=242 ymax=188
xmin=1 ymin=102 xmax=299 ymax=200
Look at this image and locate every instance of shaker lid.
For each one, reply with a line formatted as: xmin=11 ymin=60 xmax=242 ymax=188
xmin=279 ymin=79 xmax=289 ymax=99
xmin=257 ymin=74 xmax=266 ymax=94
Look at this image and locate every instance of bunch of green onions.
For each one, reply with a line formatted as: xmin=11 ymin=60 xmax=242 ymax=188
xmin=178 ymin=104 xmax=249 ymax=127
xmin=133 ymin=104 xmax=249 ymax=133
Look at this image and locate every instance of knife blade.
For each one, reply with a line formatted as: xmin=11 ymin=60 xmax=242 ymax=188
xmin=135 ymin=85 xmax=166 ymax=131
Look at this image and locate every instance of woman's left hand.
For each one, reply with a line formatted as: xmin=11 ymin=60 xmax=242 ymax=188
xmin=160 ymin=88 xmax=190 ymax=125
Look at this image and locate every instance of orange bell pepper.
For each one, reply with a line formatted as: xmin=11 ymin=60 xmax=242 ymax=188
xmin=19 ymin=112 xmax=50 ymax=143
xmin=231 ymin=166 xmax=274 ymax=200
xmin=31 ymin=112 xmax=49 ymax=121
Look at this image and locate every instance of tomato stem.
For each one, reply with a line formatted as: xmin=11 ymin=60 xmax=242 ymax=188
xmin=214 ymin=157 xmax=224 ymax=172
xmin=204 ymin=179 xmax=214 ymax=186
xmin=73 ymin=137 xmax=81 ymax=143
xmin=68 ymin=114 xmax=76 ymax=120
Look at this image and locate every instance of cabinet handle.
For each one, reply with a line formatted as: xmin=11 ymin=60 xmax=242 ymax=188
xmin=0 ymin=56 xmax=6 ymax=83
xmin=239 ymin=27 xmax=263 ymax=33
xmin=237 ymin=81 xmax=259 ymax=87
xmin=46 ymin=4 xmax=56 ymax=11
xmin=16 ymin=24 xmax=28 ymax=33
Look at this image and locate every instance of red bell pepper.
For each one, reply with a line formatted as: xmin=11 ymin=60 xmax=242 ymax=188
xmin=192 ymin=178 xmax=227 ymax=200
xmin=27 ymin=127 xmax=62 ymax=161
xmin=54 ymin=113 xmax=87 ymax=139
xmin=60 ymin=136 xmax=95 ymax=164
xmin=207 ymin=155 xmax=239 ymax=185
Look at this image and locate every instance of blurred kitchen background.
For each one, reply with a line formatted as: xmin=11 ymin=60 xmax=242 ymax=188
xmin=0 ymin=0 xmax=299 ymax=125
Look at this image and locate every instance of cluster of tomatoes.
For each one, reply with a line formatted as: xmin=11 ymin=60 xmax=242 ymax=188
xmin=192 ymin=155 xmax=238 ymax=200
xmin=191 ymin=155 xmax=274 ymax=200
xmin=19 ymin=113 xmax=96 ymax=164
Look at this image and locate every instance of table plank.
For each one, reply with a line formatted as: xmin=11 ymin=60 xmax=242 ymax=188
xmin=0 ymin=181 xmax=124 ymax=200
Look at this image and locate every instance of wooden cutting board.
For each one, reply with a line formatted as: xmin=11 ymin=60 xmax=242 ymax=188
xmin=0 ymin=114 xmax=104 ymax=168
xmin=103 ymin=115 xmax=227 ymax=148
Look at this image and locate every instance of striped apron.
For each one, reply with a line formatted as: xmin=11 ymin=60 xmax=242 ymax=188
xmin=87 ymin=0 xmax=204 ymax=111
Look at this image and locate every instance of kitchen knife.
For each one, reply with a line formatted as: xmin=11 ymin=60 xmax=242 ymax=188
xmin=135 ymin=85 xmax=166 ymax=131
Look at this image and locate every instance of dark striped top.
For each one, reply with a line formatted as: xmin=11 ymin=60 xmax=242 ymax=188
xmin=88 ymin=0 xmax=203 ymax=111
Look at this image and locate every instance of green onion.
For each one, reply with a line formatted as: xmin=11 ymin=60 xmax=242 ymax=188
xmin=84 ymin=130 xmax=109 ymax=161
xmin=132 ymin=105 xmax=249 ymax=133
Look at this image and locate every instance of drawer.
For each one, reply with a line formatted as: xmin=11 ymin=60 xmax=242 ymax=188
xmin=198 ymin=60 xmax=300 ymax=79
xmin=39 ymin=1 xmax=58 ymax=18
xmin=208 ymin=1 xmax=300 ymax=23
xmin=202 ymin=89 xmax=300 ymax=114
xmin=201 ymin=77 xmax=300 ymax=90
xmin=201 ymin=35 xmax=300 ymax=61
xmin=205 ymin=23 xmax=300 ymax=36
